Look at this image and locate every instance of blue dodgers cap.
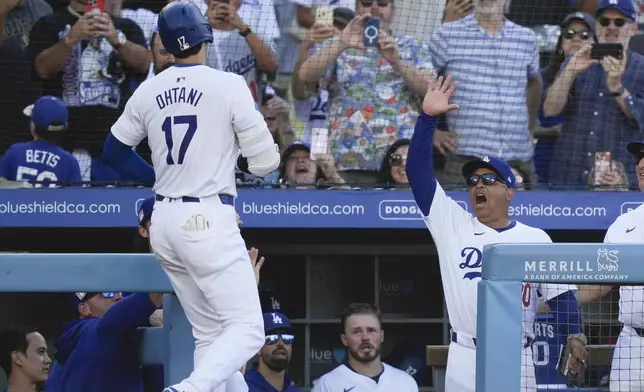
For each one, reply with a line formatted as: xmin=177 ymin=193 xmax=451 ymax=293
xmin=23 ymin=96 xmax=68 ymax=132
xmin=263 ymin=312 xmax=295 ymax=333
xmin=282 ymin=141 xmax=311 ymax=159
xmin=138 ymin=196 xmax=154 ymax=226
xmin=596 ymin=0 xmax=637 ymax=21
xmin=561 ymin=12 xmax=597 ymax=35
xmin=462 ymin=155 xmax=516 ymax=188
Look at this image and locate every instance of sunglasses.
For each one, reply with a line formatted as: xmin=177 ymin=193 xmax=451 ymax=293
xmin=85 ymin=292 xmax=119 ymax=300
xmin=265 ymin=334 xmax=295 ymax=345
xmin=360 ymin=0 xmax=390 ymax=7
xmin=563 ymin=29 xmax=591 ymax=40
xmin=389 ymin=153 xmax=407 ymax=167
xmin=466 ymin=173 xmax=505 ymax=187
xmin=598 ymin=17 xmax=627 ymax=28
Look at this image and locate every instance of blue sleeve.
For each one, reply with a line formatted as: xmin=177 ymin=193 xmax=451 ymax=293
xmin=546 ymin=290 xmax=583 ymax=337
xmin=97 ymin=293 xmax=158 ymax=337
xmin=101 ymin=132 xmax=155 ymax=186
xmin=405 ymin=113 xmax=439 ymax=217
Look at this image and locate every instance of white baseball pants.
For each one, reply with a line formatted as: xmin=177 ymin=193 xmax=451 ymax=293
xmin=445 ymin=340 xmax=537 ymax=391
xmin=610 ymin=326 xmax=644 ymax=391
xmin=150 ymin=195 xmax=264 ymax=392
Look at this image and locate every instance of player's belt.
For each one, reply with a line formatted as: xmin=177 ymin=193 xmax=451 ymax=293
xmin=154 ymin=194 xmax=234 ymax=206
xmin=450 ymin=331 xmax=533 ymax=349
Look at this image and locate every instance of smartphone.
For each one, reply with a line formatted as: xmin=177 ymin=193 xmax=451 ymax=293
xmin=591 ymin=43 xmax=623 ymax=60
xmin=87 ymin=0 xmax=104 ymax=13
xmin=315 ymin=7 xmax=334 ymax=26
xmin=594 ymin=151 xmax=613 ymax=185
xmin=310 ymin=128 xmax=329 ymax=160
xmin=363 ymin=18 xmax=380 ymax=47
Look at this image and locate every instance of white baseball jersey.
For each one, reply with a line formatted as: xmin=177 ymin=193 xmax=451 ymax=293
xmin=311 ymin=363 xmax=418 ymax=392
xmin=111 ymin=65 xmax=265 ymax=198
xmin=604 ymin=203 xmax=644 ymax=328
xmin=205 ymin=0 xmax=280 ymax=103
xmin=423 ymin=183 xmax=576 ymax=341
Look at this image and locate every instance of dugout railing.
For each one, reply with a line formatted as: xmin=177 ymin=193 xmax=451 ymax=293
xmin=476 ymin=243 xmax=638 ymax=391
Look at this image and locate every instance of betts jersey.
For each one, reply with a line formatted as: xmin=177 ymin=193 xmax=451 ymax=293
xmin=0 ymin=140 xmax=81 ymax=187
xmin=111 ymin=65 xmax=266 ymax=198
xmin=294 ymin=89 xmax=328 ymax=141
xmin=423 ymin=183 xmax=576 ymax=341
xmin=312 ymin=363 xmax=418 ymax=392
xmin=604 ymin=203 xmax=644 ymax=328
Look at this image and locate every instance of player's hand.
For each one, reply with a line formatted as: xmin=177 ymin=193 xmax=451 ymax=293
xmin=422 ymin=73 xmax=459 ymax=116
xmin=378 ymin=31 xmax=400 ymax=65
xmin=339 ymin=14 xmax=369 ymax=50
xmin=149 ymin=309 xmax=164 ymax=327
xmin=567 ymin=338 xmax=588 ymax=374
xmin=248 ymin=247 xmax=265 ymax=286
xmin=67 ymin=12 xmax=96 ymax=45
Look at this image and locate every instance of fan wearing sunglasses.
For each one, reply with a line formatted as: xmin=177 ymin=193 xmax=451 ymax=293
xmin=378 ymin=139 xmax=409 ymax=188
xmin=245 ymin=312 xmax=301 ymax=392
xmin=543 ymin=0 xmax=644 ymax=188
xmin=406 ymin=75 xmax=587 ymax=392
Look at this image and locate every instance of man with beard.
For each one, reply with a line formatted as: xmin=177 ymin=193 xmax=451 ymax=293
xmin=245 ymin=312 xmax=301 ymax=392
xmin=149 ymin=28 xmax=175 ymax=76
xmin=311 ymin=303 xmax=417 ymax=392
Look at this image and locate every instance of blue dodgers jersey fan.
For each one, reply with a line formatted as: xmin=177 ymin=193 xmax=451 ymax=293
xmin=0 ymin=97 xmax=81 ymax=187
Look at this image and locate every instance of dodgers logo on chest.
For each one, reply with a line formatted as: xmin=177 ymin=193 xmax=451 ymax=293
xmin=459 ymin=247 xmax=482 ymax=280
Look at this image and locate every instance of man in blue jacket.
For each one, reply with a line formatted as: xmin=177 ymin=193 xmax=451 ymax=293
xmin=245 ymin=312 xmax=301 ymax=392
xmin=45 ymin=290 xmax=163 ymax=392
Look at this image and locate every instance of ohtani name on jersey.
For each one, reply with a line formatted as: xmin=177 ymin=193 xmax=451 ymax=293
xmin=156 ymin=87 xmax=203 ymax=110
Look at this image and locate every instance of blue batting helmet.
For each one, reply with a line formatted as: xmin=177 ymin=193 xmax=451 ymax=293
xmin=157 ymin=0 xmax=213 ymax=56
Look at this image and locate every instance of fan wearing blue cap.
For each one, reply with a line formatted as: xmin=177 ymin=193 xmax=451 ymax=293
xmin=0 ymin=96 xmax=81 ymax=187
xmin=405 ymin=75 xmax=587 ymax=392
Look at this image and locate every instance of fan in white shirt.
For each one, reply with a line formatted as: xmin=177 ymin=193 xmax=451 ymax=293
xmin=311 ymin=303 xmax=418 ymax=392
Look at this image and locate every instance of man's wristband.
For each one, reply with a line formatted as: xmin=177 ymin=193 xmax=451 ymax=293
xmin=610 ymin=85 xmax=625 ymax=97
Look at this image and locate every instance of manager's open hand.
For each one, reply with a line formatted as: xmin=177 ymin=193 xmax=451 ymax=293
xmin=423 ymin=74 xmax=459 ymax=116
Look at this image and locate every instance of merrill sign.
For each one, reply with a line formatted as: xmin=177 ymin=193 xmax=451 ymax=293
xmin=524 ymin=248 xmax=627 ymax=282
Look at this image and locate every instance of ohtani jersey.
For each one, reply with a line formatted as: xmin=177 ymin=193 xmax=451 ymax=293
xmin=111 ymin=65 xmax=265 ymax=198
xmin=423 ymin=182 xmax=576 ymax=341
xmin=312 ymin=363 xmax=418 ymax=392
xmin=604 ymin=203 xmax=644 ymax=328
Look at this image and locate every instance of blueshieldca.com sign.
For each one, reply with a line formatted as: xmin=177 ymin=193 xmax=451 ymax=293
xmin=524 ymin=248 xmax=628 ymax=282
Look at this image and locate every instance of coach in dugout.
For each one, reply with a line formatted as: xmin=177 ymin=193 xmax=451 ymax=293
xmin=312 ymin=303 xmax=418 ymax=391
xmin=44 ymin=288 xmax=163 ymax=391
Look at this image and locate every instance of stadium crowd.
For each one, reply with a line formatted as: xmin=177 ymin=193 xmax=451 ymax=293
xmin=0 ymin=0 xmax=644 ymax=390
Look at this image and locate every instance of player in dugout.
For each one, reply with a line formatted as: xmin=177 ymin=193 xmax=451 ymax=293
xmin=406 ymin=74 xmax=588 ymax=391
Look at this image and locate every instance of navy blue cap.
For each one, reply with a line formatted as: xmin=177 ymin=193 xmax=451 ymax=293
xmin=23 ymin=96 xmax=68 ymax=132
xmin=282 ymin=141 xmax=311 ymax=159
xmin=596 ymin=0 xmax=637 ymax=21
xmin=138 ymin=196 xmax=154 ymax=226
xmin=462 ymin=156 xmax=516 ymax=188
xmin=561 ymin=12 xmax=597 ymax=35
xmin=263 ymin=312 xmax=295 ymax=333
xmin=627 ymin=140 xmax=644 ymax=157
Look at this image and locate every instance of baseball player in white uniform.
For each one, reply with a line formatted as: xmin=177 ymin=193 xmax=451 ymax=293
xmin=584 ymin=140 xmax=644 ymax=392
xmin=311 ymin=303 xmax=418 ymax=392
xmin=100 ymin=1 xmax=280 ymax=392
xmin=405 ymin=75 xmax=589 ymax=392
